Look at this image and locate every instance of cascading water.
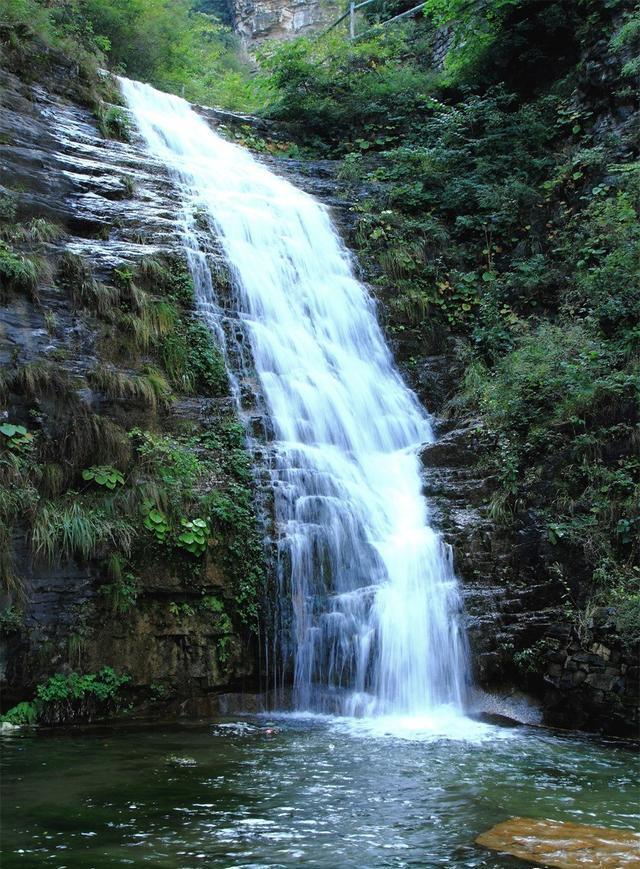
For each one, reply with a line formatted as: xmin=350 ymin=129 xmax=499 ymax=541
xmin=121 ymin=79 xmax=469 ymax=718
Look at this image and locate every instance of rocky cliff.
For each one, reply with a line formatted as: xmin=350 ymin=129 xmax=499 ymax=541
xmin=0 ymin=65 xmax=271 ymax=718
xmin=1 ymin=58 xmax=637 ymax=736
xmin=228 ymin=0 xmax=339 ymax=46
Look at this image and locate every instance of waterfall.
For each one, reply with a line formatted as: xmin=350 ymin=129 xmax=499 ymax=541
xmin=121 ymin=79 xmax=468 ymax=718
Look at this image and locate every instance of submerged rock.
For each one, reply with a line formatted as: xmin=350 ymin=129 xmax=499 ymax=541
xmin=476 ymin=817 xmax=640 ymax=867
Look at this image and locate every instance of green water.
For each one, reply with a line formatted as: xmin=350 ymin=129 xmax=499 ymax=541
xmin=1 ymin=715 xmax=638 ymax=868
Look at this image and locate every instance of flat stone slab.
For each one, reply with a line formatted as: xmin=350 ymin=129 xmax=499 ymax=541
xmin=475 ymin=817 xmax=640 ymax=867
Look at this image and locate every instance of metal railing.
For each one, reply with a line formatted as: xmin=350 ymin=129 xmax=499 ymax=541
xmin=323 ymin=0 xmax=428 ymax=40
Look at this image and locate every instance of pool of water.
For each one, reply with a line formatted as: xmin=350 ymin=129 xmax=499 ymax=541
xmin=2 ymin=713 xmax=638 ymax=868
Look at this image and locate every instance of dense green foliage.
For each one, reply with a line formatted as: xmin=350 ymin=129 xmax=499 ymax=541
xmin=1 ymin=667 xmax=130 ymax=725
xmin=260 ymin=0 xmax=640 ymax=639
xmin=0 ymin=0 xmax=263 ymax=109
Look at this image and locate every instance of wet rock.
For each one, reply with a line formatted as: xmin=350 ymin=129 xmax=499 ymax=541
xmin=0 ymin=67 xmax=260 ymax=713
xmin=476 ymin=817 xmax=640 ymax=867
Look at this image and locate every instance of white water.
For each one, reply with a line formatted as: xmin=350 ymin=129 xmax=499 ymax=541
xmin=121 ymin=79 xmax=468 ymax=718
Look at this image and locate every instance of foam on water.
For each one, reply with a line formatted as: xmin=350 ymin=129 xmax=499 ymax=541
xmin=259 ymin=709 xmax=514 ymax=743
xmin=122 ymin=79 xmax=469 ymax=720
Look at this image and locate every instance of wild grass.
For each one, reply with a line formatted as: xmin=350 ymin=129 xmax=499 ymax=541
xmin=118 ymin=312 xmax=155 ymax=352
xmin=8 ymin=361 xmax=76 ymax=399
xmin=117 ymin=301 xmax=177 ymax=352
xmin=128 ymin=283 xmax=149 ymax=313
xmin=3 ymin=218 xmax=63 ymax=244
xmin=136 ymin=256 xmax=168 ymax=285
xmin=119 ymin=175 xmax=136 ymax=198
xmin=31 ymin=501 xmax=135 ymax=563
xmin=0 ymin=370 xmax=6 ymax=408
xmin=108 ymin=480 xmax=170 ymax=521
xmin=378 ymin=242 xmax=426 ymax=280
xmin=0 ymin=461 xmax=37 ymax=598
xmin=105 ymin=552 xmax=125 ymax=582
xmin=44 ymin=311 xmax=59 ymax=335
xmin=39 ymin=463 xmax=65 ymax=499
xmin=57 ymin=252 xmax=120 ymax=318
xmin=57 ymin=413 xmax=131 ymax=471
xmin=0 ymin=240 xmax=40 ymax=293
xmin=67 ymin=630 xmax=88 ymax=668
xmin=0 ymin=521 xmax=20 ymax=597
xmin=96 ymin=105 xmax=131 ymax=142
xmin=88 ymin=366 xmax=172 ymax=410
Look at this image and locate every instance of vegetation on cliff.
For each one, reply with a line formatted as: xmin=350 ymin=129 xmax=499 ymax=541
xmin=0 ymin=0 xmax=263 ymax=109
xmin=258 ymin=0 xmax=640 ymax=647
xmin=0 ymin=236 xmax=264 ymax=617
xmin=1 ymin=0 xmax=638 ymax=725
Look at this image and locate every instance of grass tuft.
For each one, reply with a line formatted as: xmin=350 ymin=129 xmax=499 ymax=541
xmin=88 ymin=366 xmax=172 ymax=410
xmin=31 ymin=501 xmax=134 ymax=564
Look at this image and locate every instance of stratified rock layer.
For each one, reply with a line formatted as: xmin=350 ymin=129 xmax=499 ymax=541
xmin=0 ymin=66 xmax=260 ymax=712
xmin=230 ymin=0 xmax=339 ymax=45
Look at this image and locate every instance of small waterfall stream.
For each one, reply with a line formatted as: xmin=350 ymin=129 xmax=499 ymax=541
xmin=121 ymin=79 xmax=468 ymax=718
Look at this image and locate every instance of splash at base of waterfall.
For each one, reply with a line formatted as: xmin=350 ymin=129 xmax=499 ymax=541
xmin=121 ymin=77 xmax=470 ymax=719
xmin=260 ymin=707 xmax=509 ymax=742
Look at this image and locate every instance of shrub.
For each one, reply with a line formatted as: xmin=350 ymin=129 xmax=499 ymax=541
xmin=35 ymin=667 xmax=130 ymax=703
xmin=141 ymin=501 xmax=171 ymax=543
xmin=176 ymin=517 xmax=209 ymax=556
xmin=103 ymin=570 xmax=138 ymax=614
xmin=0 ymin=606 xmax=23 ymax=635
xmin=162 ymin=317 xmax=228 ymax=395
xmin=614 ymin=592 xmax=640 ymax=648
xmin=0 ymin=423 xmax=34 ymax=452
xmin=97 ymin=104 xmax=130 ymax=140
xmin=1 ymin=701 xmax=38 ymax=726
xmin=0 ymin=241 xmax=39 ymax=292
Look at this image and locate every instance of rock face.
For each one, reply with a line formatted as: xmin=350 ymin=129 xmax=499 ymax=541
xmin=0 ymin=66 xmax=268 ymax=714
xmin=229 ymin=0 xmax=340 ymax=46
xmin=415 ymin=380 xmax=638 ymax=736
xmin=1 ymin=64 xmax=637 ymax=735
xmin=542 ymin=613 xmax=639 ymax=736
